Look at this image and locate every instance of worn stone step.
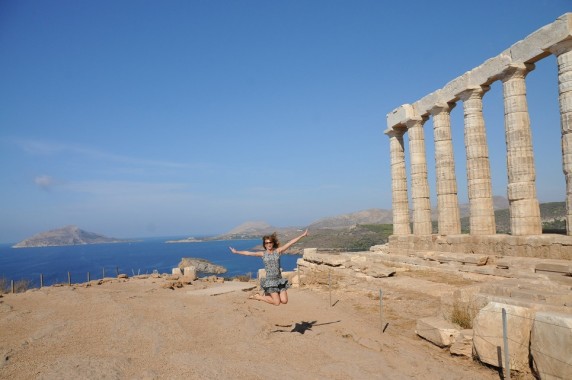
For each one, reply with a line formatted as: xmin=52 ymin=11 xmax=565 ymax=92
xmin=375 ymin=252 xmax=572 ymax=284
xmin=535 ymin=262 xmax=572 ymax=275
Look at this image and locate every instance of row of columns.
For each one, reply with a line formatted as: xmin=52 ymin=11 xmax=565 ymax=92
xmin=552 ymin=40 xmax=572 ymax=237
xmin=387 ymin=42 xmax=572 ymax=236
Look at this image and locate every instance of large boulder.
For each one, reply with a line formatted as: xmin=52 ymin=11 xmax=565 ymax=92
xmin=416 ymin=316 xmax=460 ymax=348
xmin=531 ymin=312 xmax=572 ymax=380
xmin=178 ymin=258 xmax=227 ymax=275
xmin=473 ymin=302 xmax=534 ymax=373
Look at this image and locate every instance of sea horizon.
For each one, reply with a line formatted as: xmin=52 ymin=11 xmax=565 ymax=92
xmin=0 ymin=237 xmax=301 ymax=289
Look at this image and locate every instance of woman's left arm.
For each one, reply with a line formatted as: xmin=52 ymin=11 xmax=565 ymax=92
xmin=277 ymin=229 xmax=308 ymax=254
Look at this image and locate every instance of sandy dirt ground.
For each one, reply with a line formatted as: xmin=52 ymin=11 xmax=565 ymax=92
xmin=0 ymin=274 xmax=499 ymax=380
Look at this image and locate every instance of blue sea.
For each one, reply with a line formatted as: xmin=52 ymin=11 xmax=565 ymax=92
xmin=0 ymin=238 xmax=301 ymax=288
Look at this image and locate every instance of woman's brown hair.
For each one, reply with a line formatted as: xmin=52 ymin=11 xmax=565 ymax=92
xmin=262 ymin=232 xmax=280 ymax=248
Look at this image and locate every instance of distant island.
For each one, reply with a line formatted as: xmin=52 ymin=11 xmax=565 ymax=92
xmin=165 ymin=237 xmax=202 ymax=244
xmin=13 ymin=225 xmax=131 ymax=248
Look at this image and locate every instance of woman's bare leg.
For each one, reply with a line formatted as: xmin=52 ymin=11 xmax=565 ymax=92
xmin=279 ymin=290 xmax=288 ymax=304
xmin=253 ymin=292 xmax=281 ymax=306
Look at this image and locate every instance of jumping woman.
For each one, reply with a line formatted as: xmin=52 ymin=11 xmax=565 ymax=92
xmin=229 ymin=229 xmax=308 ymax=306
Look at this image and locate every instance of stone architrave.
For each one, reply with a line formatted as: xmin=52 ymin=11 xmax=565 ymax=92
xmin=405 ymin=117 xmax=433 ymax=235
xmin=387 ymin=128 xmax=411 ymax=235
xmin=473 ymin=302 xmax=534 ymax=373
xmin=501 ymin=63 xmax=542 ymax=236
xmin=530 ymin=312 xmax=572 ymax=380
xmin=550 ymin=39 xmax=572 ymax=236
xmin=429 ymin=103 xmax=461 ymax=235
xmin=458 ymin=86 xmax=496 ymax=235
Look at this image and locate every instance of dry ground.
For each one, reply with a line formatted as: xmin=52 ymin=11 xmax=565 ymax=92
xmin=0 ymin=273 xmax=499 ymax=380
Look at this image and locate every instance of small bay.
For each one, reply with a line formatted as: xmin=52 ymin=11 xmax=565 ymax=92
xmin=0 ymin=238 xmax=301 ymax=288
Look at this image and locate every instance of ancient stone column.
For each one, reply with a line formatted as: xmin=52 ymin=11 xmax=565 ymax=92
xmin=459 ymin=86 xmax=496 ymax=235
xmin=550 ymin=40 xmax=572 ymax=236
xmin=405 ymin=117 xmax=432 ymax=235
xmin=429 ymin=103 xmax=461 ymax=235
xmin=500 ymin=64 xmax=542 ymax=236
xmin=387 ymin=128 xmax=411 ymax=235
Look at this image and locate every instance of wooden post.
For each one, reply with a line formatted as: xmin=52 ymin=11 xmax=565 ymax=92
xmin=102 ymin=268 xmax=105 ymax=279
xmin=380 ymin=289 xmax=384 ymax=333
xmin=329 ymin=269 xmax=332 ymax=307
xmin=502 ymin=308 xmax=511 ymax=379
xmin=87 ymin=272 xmax=90 ymax=282
xmin=11 ymin=280 xmax=14 ymax=294
xmin=40 ymin=274 xmax=44 ymax=288
xmin=68 ymin=272 xmax=71 ymax=286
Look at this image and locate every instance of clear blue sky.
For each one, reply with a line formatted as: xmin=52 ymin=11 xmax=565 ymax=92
xmin=1 ymin=1 xmax=570 ymax=242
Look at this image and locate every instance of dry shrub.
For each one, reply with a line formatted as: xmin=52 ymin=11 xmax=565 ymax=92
xmin=0 ymin=278 xmax=32 ymax=293
xmin=232 ymin=273 xmax=252 ymax=282
xmin=366 ymin=291 xmax=380 ymax=300
xmin=14 ymin=279 xmax=33 ymax=293
xmin=450 ymin=299 xmax=478 ymax=329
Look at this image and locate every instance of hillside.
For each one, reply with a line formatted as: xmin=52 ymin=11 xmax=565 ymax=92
xmin=461 ymin=201 xmax=567 ymax=233
xmin=13 ymin=225 xmax=129 ymax=248
xmin=308 ymin=209 xmax=393 ymax=229
xmin=218 ymin=199 xmax=566 ymax=252
xmin=222 ymin=221 xmax=277 ymax=238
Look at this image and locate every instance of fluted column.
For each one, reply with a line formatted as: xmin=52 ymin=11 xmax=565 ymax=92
xmin=500 ymin=64 xmax=542 ymax=236
xmin=429 ymin=103 xmax=461 ymax=235
xmin=459 ymin=86 xmax=496 ymax=235
xmin=405 ymin=117 xmax=432 ymax=235
xmin=550 ymin=40 xmax=572 ymax=236
xmin=388 ymin=128 xmax=411 ymax=235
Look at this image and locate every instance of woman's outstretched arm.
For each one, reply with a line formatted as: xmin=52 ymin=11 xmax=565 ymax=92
xmin=229 ymin=247 xmax=263 ymax=257
xmin=277 ymin=229 xmax=308 ymax=254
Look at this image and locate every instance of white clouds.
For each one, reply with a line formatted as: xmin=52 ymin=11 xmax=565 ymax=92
xmin=34 ymin=175 xmax=57 ymax=191
xmin=15 ymin=138 xmax=204 ymax=170
xmin=61 ymin=179 xmax=191 ymax=198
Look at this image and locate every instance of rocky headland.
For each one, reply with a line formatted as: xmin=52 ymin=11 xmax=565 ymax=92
xmin=177 ymin=258 xmax=227 ymax=275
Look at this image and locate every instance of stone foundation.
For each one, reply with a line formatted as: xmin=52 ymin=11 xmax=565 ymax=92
xmin=388 ymin=234 xmax=572 ymax=260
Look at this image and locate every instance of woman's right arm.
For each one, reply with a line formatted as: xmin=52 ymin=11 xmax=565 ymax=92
xmin=229 ymin=247 xmax=263 ymax=257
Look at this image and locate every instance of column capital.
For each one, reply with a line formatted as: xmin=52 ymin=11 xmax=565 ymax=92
xmin=458 ymin=85 xmax=490 ymax=102
xmin=500 ymin=63 xmax=535 ymax=82
xmin=404 ymin=115 xmax=428 ymax=129
xmin=428 ymin=102 xmax=456 ymax=116
xmin=548 ymin=38 xmax=572 ymax=56
xmin=385 ymin=126 xmax=406 ymax=138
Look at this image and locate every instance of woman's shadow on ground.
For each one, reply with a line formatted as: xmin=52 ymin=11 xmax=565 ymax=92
xmin=271 ymin=320 xmax=341 ymax=335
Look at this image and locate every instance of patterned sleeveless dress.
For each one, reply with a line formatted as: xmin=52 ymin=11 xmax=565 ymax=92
xmin=260 ymin=250 xmax=290 ymax=294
